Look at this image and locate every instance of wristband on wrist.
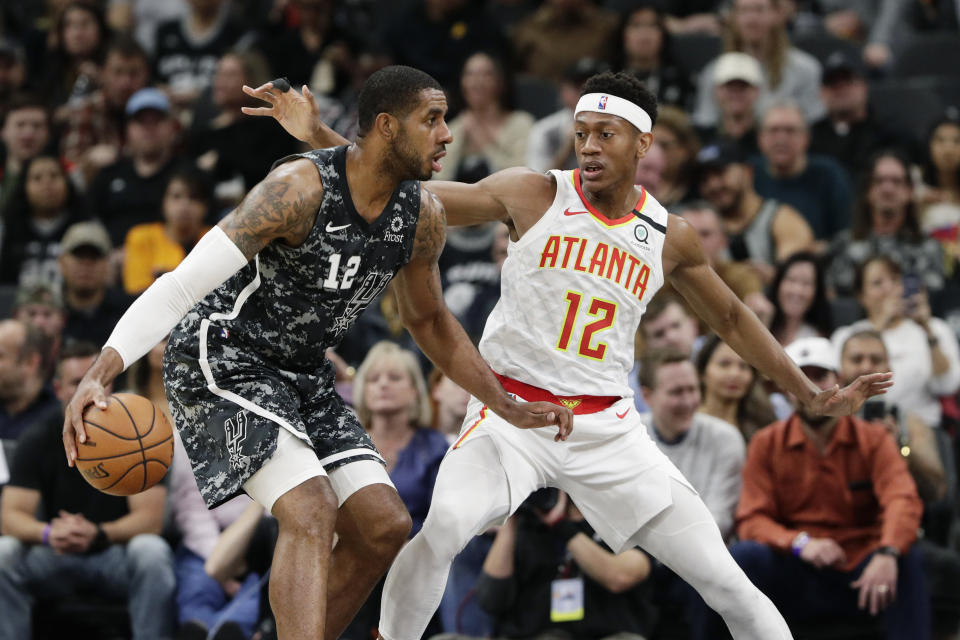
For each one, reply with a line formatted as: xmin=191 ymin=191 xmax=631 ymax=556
xmin=875 ymin=545 xmax=900 ymax=558
xmin=42 ymin=524 xmax=51 ymax=546
xmin=791 ymin=531 xmax=811 ymax=557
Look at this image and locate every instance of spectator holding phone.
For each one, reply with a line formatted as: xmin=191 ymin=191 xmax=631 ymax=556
xmin=831 ymin=256 xmax=960 ymax=429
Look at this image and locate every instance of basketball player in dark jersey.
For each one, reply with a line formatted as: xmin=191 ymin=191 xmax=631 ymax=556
xmin=62 ymin=66 xmax=572 ymax=640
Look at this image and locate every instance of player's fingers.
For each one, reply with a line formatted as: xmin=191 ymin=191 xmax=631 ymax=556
xmin=303 ymin=85 xmax=319 ymax=112
xmin=240 ymin=106 xmax=275 ymax=117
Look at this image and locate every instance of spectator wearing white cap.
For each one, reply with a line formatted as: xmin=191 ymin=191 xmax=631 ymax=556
xmin=692 ymin=0 xmax=825 ymax=129
xmin=86 ymin=87 xmax=184 ymax=246
xmin=695 ymin=52 xmax=763 ymax=158
xmin=692 ymin=335 xmax=929 ymax=639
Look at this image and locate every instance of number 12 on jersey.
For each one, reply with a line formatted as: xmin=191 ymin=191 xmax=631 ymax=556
xmin=556 ymin=290 xmax=618 ymax=361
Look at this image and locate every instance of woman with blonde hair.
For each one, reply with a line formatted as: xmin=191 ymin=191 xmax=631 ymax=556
xmin=693 ymin=0 xmax=824 ymax=128
xmin=348 ymin=341 xmax=449 ymax=639
xmin=352 ymin=341 xmax=447 ymax=536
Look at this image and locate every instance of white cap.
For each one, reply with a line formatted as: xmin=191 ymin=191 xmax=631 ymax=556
xmin=785 ymin=337 xmax=838 ymax=372
xmin=713 ymin=52 xmax=763 ymax=87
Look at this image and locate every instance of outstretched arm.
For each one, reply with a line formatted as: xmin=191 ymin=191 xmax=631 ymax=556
xmin=665 ymin=214 xmax=891 ymax=416
xmin=392 ymin=188 xmax=573 ymax=438
xmin=242 ymin=81 xmax=555 ymax=230
xmin=63 ymin=159 xmax=324 ymax=465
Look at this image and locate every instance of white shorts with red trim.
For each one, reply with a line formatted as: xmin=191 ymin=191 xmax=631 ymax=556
xmin=451 ymin=395 xmax=695 ymax=553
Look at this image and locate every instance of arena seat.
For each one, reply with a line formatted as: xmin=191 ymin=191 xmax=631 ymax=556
xmin=892 ymin=34 xmax=960 ymax=79
xmin=668 ymin=33 xmax=722 ymax=75
xmin=513 ymin=74 xmax=560 ymax=120
xmin=793 ymin=33 xmax=862 ymax=66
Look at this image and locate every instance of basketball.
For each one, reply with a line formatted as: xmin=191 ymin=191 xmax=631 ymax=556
xmin=76 ymin=393 xmax=174 ymax=496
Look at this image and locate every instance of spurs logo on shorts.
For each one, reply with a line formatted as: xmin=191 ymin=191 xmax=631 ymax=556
xmin=224 ymin=410 xmax=249 ymax=471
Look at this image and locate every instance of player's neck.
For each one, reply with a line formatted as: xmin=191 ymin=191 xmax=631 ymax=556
xmin=580 ymin=179 xmax=641 ymax=219
xmin=345 ymin=144 xmax=402 ymax=222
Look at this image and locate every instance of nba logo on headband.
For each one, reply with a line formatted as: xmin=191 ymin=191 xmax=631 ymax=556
xmin=598 ymin=95 xmax=608 ymax=110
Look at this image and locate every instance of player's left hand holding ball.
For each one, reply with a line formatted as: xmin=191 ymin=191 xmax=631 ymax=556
xmin=807 ymin=371 xmax=894 ymax=417
xmin=499 ymin=399 xmax=574 ymax=442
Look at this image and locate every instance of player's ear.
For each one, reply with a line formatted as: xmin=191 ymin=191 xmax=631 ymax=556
xmin=374 ymin=112 xmax=400 ymax=141
xmin=636 ymin=131 xmax=654 ymax=161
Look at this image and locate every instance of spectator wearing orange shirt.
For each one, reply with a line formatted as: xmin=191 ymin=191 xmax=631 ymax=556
xmin=697 ymin=337 xmax=929 ymax=640
xmin=122 ymin=168 xmax=212 ymax=294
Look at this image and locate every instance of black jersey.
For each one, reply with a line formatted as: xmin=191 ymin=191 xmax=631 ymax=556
xmin=168 ymin=145 xmax=421 ymax=374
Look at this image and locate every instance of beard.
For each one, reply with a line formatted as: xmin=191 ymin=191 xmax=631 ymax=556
xmin=390 ymin=130 xmax=431 ymax=181
xmin=798 ymin=407 xmax=834 ymax=428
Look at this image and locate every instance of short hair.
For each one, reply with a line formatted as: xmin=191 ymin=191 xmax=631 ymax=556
xmin=640 ymin=292 xmax=689 ymax=328
xmin=352 ymin=341 xmax=432 ymax=429
xmin=2 ymin=319 xmax=53 ymax=374
xmin=165 ymin=166 xmax=214 ymax=212
xmin=356 ymin=65 xmax=443 ymax=136
xmin=853 ymin=254 xmax=901 ymax=295
xmin=1 ymin=92 xmax=49 ymax=128
xmin=55 ymin=340 xmax=100 ymax=379
xmin=639 ymin=348 xmax=692 ymax=389
xmin=105 ymin=33 xmax=148 ymax=64
xmin=760 ymin=98 xmax=807 ymax=132
xmin=674 ymin=199 xmax=719 ymax=217
xmin=841 ymin=328 xmax=887 ymax=358
xmin=581 ymin=71 xmax=659 ymax=129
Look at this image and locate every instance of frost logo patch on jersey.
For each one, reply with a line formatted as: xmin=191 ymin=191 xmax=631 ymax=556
xmin=385 ymin=216 xmax=405 ymax=243
xmin=224 ymin=410 xmax=248 ymax=471
xmin=634 ymin=224 xmax=648 ymax=244
xmin=598 ymin=95 xmax=608 ymax=110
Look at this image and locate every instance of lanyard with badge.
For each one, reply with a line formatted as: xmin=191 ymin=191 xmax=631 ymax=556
xmin=550 ymin=540 xmax=585 ymax=622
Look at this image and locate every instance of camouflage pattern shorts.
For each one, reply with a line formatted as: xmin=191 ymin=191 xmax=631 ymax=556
xmin=162 ymin=325 xmax=380 ymax=508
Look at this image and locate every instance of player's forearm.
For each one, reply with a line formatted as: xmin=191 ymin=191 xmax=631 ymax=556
xmin=714 ymin=296 xmax=818 ymax=405
xmin=405 ymin=310 xmax=512 ymax=416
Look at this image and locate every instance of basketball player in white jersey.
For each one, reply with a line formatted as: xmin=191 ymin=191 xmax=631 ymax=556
xmin=246 ymin=72 xmax=892 ymax=639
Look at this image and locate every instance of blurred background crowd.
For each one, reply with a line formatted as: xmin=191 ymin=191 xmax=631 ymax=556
xmin=0 ymin=0 xmax=959 ymax=639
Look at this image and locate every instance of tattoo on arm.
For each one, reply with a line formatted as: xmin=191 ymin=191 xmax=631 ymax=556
xmin=412 ymin=190 xmax=447 ymax=303
xmin=219 ymin=161 xmax=322 ymax=259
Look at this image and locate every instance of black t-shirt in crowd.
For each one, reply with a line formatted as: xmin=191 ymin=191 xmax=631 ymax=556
xmin=86 ymin=157 xmax=179 ymax=246
xmin=63 ymin=288 xmax=133 ymax=349
xmin=153 ymin=16 xmax=245 ymax=96
xmin=8 ymin=408 xmax=130 ymax=523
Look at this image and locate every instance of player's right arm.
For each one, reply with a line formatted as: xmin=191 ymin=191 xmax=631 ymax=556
xmin=242 ymin=80 xmax=556 ymax=231
xmin=63 ymin=160 xmax=323 ymax=466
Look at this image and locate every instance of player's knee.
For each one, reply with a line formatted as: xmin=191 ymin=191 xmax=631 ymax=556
xmin=273 ymin=477 xmax=339 ymax=540
xmin=420 ymin=492 xmax=478 ymax=560
xmin=364 ymin=501 xmax=411 ymax=560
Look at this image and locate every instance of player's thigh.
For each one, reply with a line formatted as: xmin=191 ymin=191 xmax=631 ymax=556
xmin=243 ymin=427 xmax=332 ymax=516
xmin=627 ymin=477 xmax=741 ymax=594
xmin=421 ymin=435 xmax=534 ymax=558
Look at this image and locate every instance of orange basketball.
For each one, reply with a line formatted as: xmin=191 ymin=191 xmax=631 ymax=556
xmin=76 ymin=393 xmax=174 ymax=496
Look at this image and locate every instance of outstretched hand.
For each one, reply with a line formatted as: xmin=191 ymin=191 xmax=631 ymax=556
xmin=499 ymin=400 xmax=574 ymax=442
xmin=241 ymin=79 xmax=321 ymax=144
xmin=806 ymin=372 xmax=893 ymax=417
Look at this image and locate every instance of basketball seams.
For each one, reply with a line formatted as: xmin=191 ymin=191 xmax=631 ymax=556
xmin=74 ymin=435 xmax=173 ymax=462
xmin=113 ymin=394 xmax=150 ymax=492
xmin=82 ymin=420 xmax=144 ymax=441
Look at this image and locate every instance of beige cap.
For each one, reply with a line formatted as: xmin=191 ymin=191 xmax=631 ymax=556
xmin=713 ymin=52 xmax=763 ymax=87
xmin=786 ymin=337 xmax=838 ymax=372
xmin=61 ymin=221 xmax=112 ymax=256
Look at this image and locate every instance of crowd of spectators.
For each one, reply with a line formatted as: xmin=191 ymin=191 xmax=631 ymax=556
xmin=0 ymin=0 xmax=959 ymax=638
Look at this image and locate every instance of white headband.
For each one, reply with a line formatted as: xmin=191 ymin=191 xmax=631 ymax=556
xmin=574 ymin=93 xmax=652 ymax=133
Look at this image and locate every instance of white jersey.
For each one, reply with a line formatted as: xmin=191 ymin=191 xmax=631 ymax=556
xmin=480 ymin=169 xmax=668 ymax=398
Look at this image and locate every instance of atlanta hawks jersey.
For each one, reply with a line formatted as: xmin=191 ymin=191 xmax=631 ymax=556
xmin=479 ymin=168 xmax=668 ymax=399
